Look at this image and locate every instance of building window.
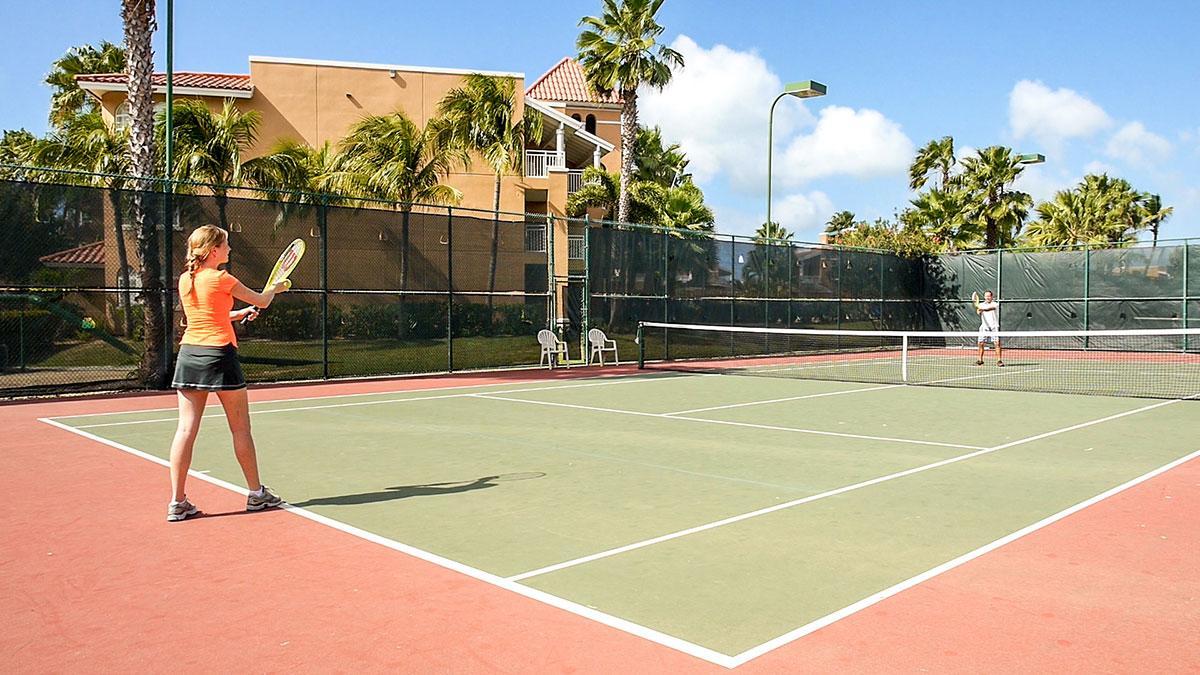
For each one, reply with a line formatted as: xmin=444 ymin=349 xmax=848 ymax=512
xmin=114 ymin=100 xmax=167 ymax=131
xmin=571 ymin=113 xmax=581 ymax=122
xmin=585 ymin=114 xmax=597 ymax=134
xmin=114 ymin=101 xmax=132 ymax=131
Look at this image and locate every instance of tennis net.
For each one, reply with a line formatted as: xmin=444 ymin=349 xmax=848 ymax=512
xmin=636 ymin=321 xmax=1200 ymax=400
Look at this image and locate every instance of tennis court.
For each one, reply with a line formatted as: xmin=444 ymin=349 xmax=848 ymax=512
xmin=36 ymin=327 xmax=1200 ymax=667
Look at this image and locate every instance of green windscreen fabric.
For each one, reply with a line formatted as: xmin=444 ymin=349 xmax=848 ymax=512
xmin=1001 ymin=300 xmax=1084 ymax=331
xmin=1188 ymin=244 xmax=1200 ymax=297
xmin=1087 ymin=245 xmax=1185 ymax=298
xmin=1086 ymin=299 xmax=1185 ymax=330
xmin=1001 ymin=250 xmax=1085 ymax=300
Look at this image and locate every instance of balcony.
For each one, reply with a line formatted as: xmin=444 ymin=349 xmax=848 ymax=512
xmin=524 ymin=223 xmax=547 ymax=253
xmin=524 ymin=150 xmax=563 ymax=178
xmin=568 ymin=169 xmax=584 ymax=194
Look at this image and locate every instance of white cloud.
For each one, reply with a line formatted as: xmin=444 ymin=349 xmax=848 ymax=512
xmin=1082 ymin=160 xmax=1119 ymax=175
xmin=639 ymin=36 xmax=912 ymax=195
xmin=639 ymin=35 xmax=813 ymax=191
xmin=773 ymin=191 xmax=835 ymax=234
xmin=778 ymin=106 xmax=914 ymax=184
xmin=1104 ymin=121 xmax=1172 ymax=166
xmin=1013 ymin=166 xmax=1073 ymax=203
xmin=1009 ymin=80 xmax=1112 ymax=146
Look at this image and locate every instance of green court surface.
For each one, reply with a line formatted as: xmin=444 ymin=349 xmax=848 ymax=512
xmin=50 ymin=372 xmax=1200 ymax=659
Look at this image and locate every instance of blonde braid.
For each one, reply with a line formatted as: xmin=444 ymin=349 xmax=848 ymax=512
xmin=181 ymin=225 xmax=227 ymax=296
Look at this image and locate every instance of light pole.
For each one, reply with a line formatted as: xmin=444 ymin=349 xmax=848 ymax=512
xmin=766 ymin=80 xmax=826 ymax=229
xmin=1016 ymin=153 xmax=1045 ymax=165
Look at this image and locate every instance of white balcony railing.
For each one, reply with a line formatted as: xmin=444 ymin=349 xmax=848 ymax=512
xmin=525 ymin=150 xmax=563 ymax=178
xmin=567 ymin=169 xmax=584 ymax=193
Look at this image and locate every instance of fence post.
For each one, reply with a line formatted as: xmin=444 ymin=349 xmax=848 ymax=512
xmin=162 ymin=180 xmax=174 ymax=382
xmin=546 ymin=214 xmax=555 ymax=338
xmin=319 ymin=196 xmax=329 ymax=380
xmin=582 ymin=215 xmax=590 ymax=359
xmin=1183 ymin=241 xmax=1189 ymax=352
xmin=662 ymin=229 xmax=669 ymax=327
xmin=18 ymin=300 xmax=25 ymax=371
xmin=447 ymin=206 xmax=454 ymax=372
xmin=1083 ymin=246 xmax=1091 ymax=348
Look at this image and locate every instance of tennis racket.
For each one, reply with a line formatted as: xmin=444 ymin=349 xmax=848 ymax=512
xmin=241 ymin=238 xmax=305 ymax=324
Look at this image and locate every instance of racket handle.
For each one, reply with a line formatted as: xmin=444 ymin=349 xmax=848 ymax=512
xmin=239 ymin=307 xmax=259 ymax=326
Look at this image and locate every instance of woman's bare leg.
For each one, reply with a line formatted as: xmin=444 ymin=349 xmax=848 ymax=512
xmin=216 ymin=387 xmax=261 ymax=491
xmin=170 ymin=389 xmax=209 ymax=502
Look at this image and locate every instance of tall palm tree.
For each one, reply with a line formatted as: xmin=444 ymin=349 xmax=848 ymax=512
xmin=634 ymin=125 xmax=689 ymax=187
xmin=1139 ymin=193 xmax=1173 ymax=246
xmin=437 ymin=74 xmax=543 ymax=311
xmin=824 ymin=210 xmax=857 ymax=241
xmin=338 ymin=111 xmax=463 ymax=300
xmin=960 ymin=146 xmax=1033 ymax=248
xmin=1023 ymin=189 xmax=1110 ymax=248
xmin=45 ymin=42 xmax=127 ymax=128
xmin=658 ymin=180 xmax=713 ymax=231
xmin=909 ymin=136 xmax=956 ymax=191
xmin=577 ymin=0 xmax=684 ymax=223
xmin=122 ymin=0 xmax=166 ymax=387
xmin=0 ymin=130 xmax=37 ymax=176
xmin=31 ymin=112 xmax=136 ymax=334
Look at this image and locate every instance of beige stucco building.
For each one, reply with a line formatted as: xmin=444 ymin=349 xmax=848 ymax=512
xmin=74 ymin=55 xmax=625 ymax=331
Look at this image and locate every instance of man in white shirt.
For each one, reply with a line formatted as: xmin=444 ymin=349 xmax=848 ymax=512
xmin=974 ymin=290 xmax=1003 ymax=366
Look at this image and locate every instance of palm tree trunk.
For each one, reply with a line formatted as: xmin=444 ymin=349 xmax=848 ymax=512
xmin=109 ymin=190 xmax=134 ymax=336
xmin=122 ymin=0 xmax=166 ymax=387
xmin=617 ymin=90 xmax=638 ymax=223
xmin=487 ymin=172 xmax=501 ymax=317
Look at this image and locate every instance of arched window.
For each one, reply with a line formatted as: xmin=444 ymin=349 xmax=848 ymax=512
xmin=114 ymin=101 xmax=132 ymax=131
xmin=114 ymin=100 xmax=167 ymax=131
xmin=585 ymin=114 xmax=597 ymax=134
xmin=571 ymin=113 xmax=581 ymax=122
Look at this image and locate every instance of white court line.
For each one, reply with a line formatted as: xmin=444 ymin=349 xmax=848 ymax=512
xmin=68 ymin=374 xmax=703 ymax=429
xmin=473 ymin=394 xmax=984 ymax=451
xmin=36 ymin=417 xmax=740 ymax=669
xmin=505 ymin=393 xmax=1195 ymax=584
xmin=917 ymin=367 xmax=1045 ymax=385
xmin=663 ymin=384 xmax=902 ymax=416
xmin=48 ymin=370 xmax=701 ymax=421
xmin=727 ymin=445 xmax=1200 ymax=666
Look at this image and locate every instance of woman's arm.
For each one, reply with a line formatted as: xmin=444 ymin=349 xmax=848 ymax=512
xmin=231 ymin=281 xmax=287 ymax=309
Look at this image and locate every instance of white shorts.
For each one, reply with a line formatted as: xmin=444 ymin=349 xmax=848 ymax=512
xmin=977 ymin=329 xmax=999 ymax=344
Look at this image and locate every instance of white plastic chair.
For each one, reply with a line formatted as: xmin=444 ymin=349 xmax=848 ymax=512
xmin=538 ymin=329 xmax=569 ymax=369
xmin=587 ymin=328 xmax=619 ymax=366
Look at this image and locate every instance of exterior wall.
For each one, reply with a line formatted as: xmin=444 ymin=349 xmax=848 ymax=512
xmin=563 ymin=103 xmax=622 ymax=172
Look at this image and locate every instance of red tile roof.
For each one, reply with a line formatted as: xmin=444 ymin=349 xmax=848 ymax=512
xmin=75 ymin=72 xmax=253 ymax=92
xmin=525 ymin=58 xmax=622 ymax=105
xmin=39 ymin=241 xmax=105 ymax=268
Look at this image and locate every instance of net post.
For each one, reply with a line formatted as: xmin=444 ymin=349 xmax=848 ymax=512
xmin=636 ymin=322 xmax=645 ymax=369
xmin=901 ymin=334 xmax=909 ymax=382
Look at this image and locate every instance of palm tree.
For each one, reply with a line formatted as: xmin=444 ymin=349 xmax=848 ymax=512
xmin=824 ymin=210 xmax=856 ymax=242
xmin=31 ymin=112 xmax=136 ymax=334
xmin=1024 ymin=189 xmax=1109 ymax=248
xmin=338 ymin=111 xmax=463 ymax=302
xmin=909 ymin=136 xmax=955 ymax=191
xmin=901 ymin=188 xmax=970 ymax=251
xmin=658 ymin=180 xmax=713 ymax=231
xmin=437 ymin=74 xmax=543 ymax=311
xmin=634 ymin=125 xmax=689 ymax=187
xmin=122 ymin=0 xmax=166 ymax=387
xmin=959 ymin=146 xmax=1033 ymax=248
xmin=164 ymin=99 xmax=268 ymax=231
xmin=0 ymin=130 xmax=37 ymax=176
xmin=45 ymin=42 xmax=127 ymax=128
xmin=577 ymin=0 xmax=684 ymax=223
xmin=1139 ymin=193 xmax=1173 ymax=246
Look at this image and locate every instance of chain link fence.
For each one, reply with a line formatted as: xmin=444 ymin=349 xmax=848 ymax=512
xmin=2 ymin=171 xmax=1195 ymax=397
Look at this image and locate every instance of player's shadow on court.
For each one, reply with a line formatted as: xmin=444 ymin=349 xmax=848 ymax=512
xmin=289 ymin=475 xmax=506 ymax=508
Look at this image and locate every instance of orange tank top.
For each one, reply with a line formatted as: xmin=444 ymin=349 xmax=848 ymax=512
xmin=179 ymin=268 xmax=240 ymax=347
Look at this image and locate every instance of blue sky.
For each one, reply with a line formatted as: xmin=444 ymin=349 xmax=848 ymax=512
xmin=3 ymin=0 xmax=1197 ymax=240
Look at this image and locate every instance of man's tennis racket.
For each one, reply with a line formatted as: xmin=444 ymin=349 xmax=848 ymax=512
xmin=241 ymin=238 xmax=305 ymax=325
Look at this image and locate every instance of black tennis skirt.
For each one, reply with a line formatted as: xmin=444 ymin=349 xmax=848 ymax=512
xmin=172 ymin=344 xmax=246 ymax=391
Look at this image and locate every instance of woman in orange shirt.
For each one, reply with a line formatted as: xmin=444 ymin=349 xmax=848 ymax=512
xmin=168 ymin=225 xmax=289 ymax=522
